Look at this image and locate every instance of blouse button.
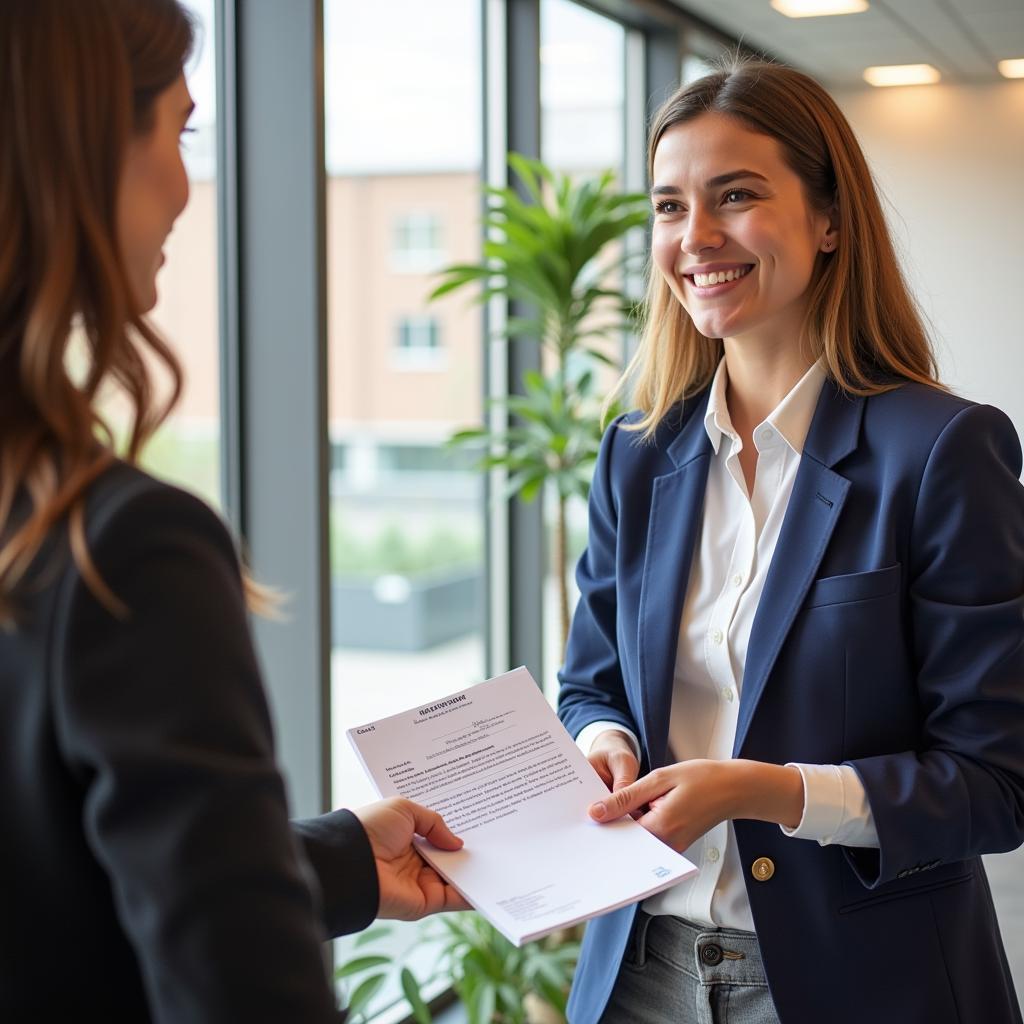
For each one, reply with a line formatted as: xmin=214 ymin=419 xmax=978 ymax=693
xmin=711 ymin=629 xmax=724 ymax=645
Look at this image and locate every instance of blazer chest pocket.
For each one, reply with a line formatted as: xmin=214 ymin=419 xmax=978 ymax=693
xmin=803 ymin=563 xmax=900 ymax=610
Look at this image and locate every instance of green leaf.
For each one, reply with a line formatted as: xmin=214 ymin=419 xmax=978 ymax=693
xmin=401 ymin=968 xmax=433 ymax=1024
xmin=334 ymin=955 xmax=391 ymax=979
xmin=498 ymin=981 xmax=523 ymax=1011
xmin=345 ymin=972 xmax=387 ymax=1019
xmin=447 ymin=427 xmax=488 ymax=445
xmin=532 ymin=974 xmax=569 ymax=1013
xmin=471 ymin=984 xmax=497 ymax=1024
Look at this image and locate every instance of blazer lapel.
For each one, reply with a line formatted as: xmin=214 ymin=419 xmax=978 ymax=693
xmin=732 ymin=382 xmax=864 ymax=757
xmin=637 ymin=394 xmax=713 ymax=769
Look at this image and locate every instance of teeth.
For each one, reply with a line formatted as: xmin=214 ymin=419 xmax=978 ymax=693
xmin=692 ymin=266 xmax=751 ymax=287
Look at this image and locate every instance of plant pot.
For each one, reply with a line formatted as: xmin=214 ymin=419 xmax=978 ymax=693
xmin=331 ymin=568 xmax=482 ymax=651
xmin=524 ymin=992 xmax=565 ymax=1024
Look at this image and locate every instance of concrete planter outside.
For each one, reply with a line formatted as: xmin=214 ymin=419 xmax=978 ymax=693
xmin=331 ymin=568 xmax=482 ymax=651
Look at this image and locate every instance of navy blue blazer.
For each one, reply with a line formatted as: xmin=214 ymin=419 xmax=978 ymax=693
xmin=558 ymin=379 xmax=1024 ymax=1023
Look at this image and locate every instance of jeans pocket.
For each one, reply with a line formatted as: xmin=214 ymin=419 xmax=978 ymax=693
xmin=622 ymin=910 xmax=651 ymax=968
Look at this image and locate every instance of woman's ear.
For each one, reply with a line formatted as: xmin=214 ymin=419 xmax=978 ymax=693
xmin=820 ymin=204 xmax=839 ymax=253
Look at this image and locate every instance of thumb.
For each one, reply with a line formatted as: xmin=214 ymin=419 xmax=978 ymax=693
xmin=403 ymin=801 xmax=464 ymax=851
xmin=589 ymin=775 xmax=653 ymax=822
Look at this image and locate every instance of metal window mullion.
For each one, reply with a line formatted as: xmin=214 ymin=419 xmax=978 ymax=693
xmin=503 ymin=0 xmax=544 ymax=686
xmin=216 ymin=0 xmax=243 ymax=530
xmin=234 ymin=0 xmax=331 ymax=819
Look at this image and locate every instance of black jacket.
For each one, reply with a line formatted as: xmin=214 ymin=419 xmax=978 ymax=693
xmin=1 ymin=462 xmax=377 ymax=1021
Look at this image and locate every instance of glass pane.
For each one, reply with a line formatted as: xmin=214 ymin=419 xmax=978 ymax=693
xmin=540 ymin=0 xmax=627 ymax=697
xmin=324 ymin=0 xmax=484 ymax=1017
xmin=142 ymin=0 xmax=221 ymax=507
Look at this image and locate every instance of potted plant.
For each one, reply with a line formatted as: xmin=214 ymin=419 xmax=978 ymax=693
xmin=431 ymin=154 xmax=649 ymax=650
xmin=336 ymin=914 xmax=581 ymax=1024
xmin=329 ymin=517 xmax=483 ymax=651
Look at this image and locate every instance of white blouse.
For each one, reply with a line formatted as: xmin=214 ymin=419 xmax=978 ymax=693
xmin=577 ymin=359 xmax=878 ymax=931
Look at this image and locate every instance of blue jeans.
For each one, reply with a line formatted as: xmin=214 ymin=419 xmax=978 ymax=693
xmin=599 ymin=912 xmax=781 ymax=1024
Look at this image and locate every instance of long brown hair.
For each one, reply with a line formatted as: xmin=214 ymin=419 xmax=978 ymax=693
xmin=0 ymin=0 xmax=192 ymax=624
xmin=618 ymin=57 xmax=941 ymax=436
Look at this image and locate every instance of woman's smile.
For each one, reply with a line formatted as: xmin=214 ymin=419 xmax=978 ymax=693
xmin=682 ymin=262 xmax=755 ymax=297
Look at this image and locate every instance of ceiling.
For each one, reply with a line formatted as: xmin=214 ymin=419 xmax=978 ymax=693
xmin=667 ymin=0 xmax=1024 ymax=87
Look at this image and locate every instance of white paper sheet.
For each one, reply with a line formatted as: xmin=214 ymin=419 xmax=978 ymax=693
xmin=347 ymin=667 xmax=698 ymax=946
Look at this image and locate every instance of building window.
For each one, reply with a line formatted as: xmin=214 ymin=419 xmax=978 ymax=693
xmin=391 ymin=212 xmax=445 ymax=272
xmin=393 ymin=315 xmax=446 ymax=370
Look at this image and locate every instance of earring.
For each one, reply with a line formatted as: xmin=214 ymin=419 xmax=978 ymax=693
xmin=823 ymin=239 xmax=835 ymax=251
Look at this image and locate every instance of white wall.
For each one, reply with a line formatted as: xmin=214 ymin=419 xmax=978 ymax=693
xmin=832 ymin=81 xmax=1024 ymax=447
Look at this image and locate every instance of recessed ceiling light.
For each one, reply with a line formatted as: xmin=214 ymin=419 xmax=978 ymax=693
xmin=998 ymin=59 xmax=1024 ymax=79
xmin=863 ymin=64 xmax=941 ymax=87
xmin=771 ymin=0 xmax=869 ymax=17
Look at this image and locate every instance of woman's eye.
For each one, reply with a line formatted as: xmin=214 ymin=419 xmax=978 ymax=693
xmin=179 ymin=127 xmax=197 ymax=149
xmin=654 ymin=200 xmax=682 ymax=215
xmin=724 ymin=189 xmax=753 ymax=204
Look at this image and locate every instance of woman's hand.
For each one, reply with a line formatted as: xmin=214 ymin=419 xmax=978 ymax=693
xmin=588 ymin=759 xmax=804 ymax=853
xmin=354 ymin=798 xmax=470 ymax=921
xmin=587 ymin=729 xmax=640 ymax=799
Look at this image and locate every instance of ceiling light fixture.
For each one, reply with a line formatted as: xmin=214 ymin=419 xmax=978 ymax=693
xmin=770 ymin=0 xmax=869 ymax=17
xmin=863 ymin=64 xmax=941 ymax=87
xmin=998 ymin=59 xmax=1024 ymax=79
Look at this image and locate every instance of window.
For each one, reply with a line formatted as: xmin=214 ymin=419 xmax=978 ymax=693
xmin=392 ymin=212 xmax=445 ymax=272
xmin=540 ymin=0 xmax=628 ymax=698
xmin=324 ymin=0 xmax=484 ymax=1018
xmin=393 ymin=315 xmax=444 ymax=370
xmin=396 ymin=315 xmax=441 ymax=350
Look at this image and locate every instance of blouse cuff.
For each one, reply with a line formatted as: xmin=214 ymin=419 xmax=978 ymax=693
xmin=779 ymin=763 xmax=879 ymax=848
xmin=574 ymin=720 xmax=641 ymax=760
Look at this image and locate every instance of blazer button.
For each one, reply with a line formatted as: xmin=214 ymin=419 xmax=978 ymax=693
xmin=751 ymin=857 xmax=775 ymax=882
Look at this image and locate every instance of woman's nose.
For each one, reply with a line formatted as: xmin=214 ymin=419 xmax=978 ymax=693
xmin=681 ymin=207 xmax=724 ymax=255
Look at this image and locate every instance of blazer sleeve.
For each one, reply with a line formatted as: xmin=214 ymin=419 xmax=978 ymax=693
xmin=293 ymin=809 xmax=379 ymax=937
xmin=50 ymin=481 xmax=368 ymax=1023
xmin=845 ymin=403 xmax=1024 ymax=888
xmin=558 ymin=416 xmax=640 ymax=743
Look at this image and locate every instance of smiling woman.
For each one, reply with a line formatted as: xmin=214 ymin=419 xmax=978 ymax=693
xmin=559 ymin=57 xmax=1024 ymax=1024
xmin=117 ymin=75 xmax=194 ymax=313
xmin=619 ymin=60 xmax=939 ymax=442
xmin=651 ymin=115 xmax=835 ymax=349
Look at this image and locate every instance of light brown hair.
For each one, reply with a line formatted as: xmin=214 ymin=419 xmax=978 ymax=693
xmin=0 ymin=0 xmax=192 ymax=623
xmin=618 ymin=57 xmax=941 ymax=436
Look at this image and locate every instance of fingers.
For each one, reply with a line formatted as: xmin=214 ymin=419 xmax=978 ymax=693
xmin=588 ymin=754 xmax=614 ymax=788
xmin=589 ymin=771 xmax=659 ymax=822
xmin=607 ymin=749 xmax=639 ymax=791
xmin=400 ymin=800 xmax=464 ymax=851
xmin=588 ymin=747 xmax=638 ymax=793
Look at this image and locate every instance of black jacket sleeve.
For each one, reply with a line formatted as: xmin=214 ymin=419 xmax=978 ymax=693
xmin=293 ymin=810 xmax=379 ymax=937
xmin=50 ymin=477 xmax=371 ymax=1023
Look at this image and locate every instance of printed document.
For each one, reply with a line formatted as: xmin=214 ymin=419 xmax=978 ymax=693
xmin=347 ymin=667 xmax=698 ymax=946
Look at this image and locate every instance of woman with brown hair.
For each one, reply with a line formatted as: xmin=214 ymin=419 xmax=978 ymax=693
xmin=559 ymin=59 xmax=1024 ymax=1023
xmin=0 ymin=1 xmax=464 ymax=1020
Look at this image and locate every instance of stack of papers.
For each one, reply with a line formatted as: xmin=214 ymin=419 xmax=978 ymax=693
xmin=347 ymin=667 xmax=697 ymax=946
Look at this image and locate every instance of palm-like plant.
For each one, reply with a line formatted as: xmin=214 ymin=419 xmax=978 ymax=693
xmin=431 ymin=154 xmax=649 ymax=650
